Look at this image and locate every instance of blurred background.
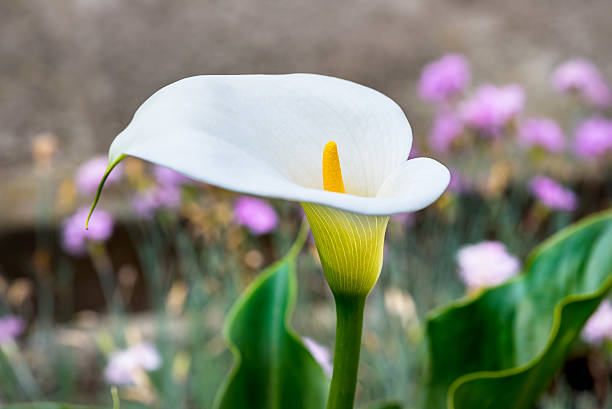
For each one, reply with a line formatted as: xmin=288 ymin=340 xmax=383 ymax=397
xmin=1 ymin=0 xmax=612 ymax=408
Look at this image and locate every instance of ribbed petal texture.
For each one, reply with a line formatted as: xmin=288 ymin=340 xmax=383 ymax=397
xmin=302 ymin=202 xmax=389 ymax=296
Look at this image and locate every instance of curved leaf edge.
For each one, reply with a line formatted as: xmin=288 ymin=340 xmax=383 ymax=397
xmin=211 ymin=222 xmax=327 ymax=408
xmin=425 ymin=209 xmax=612 ymax=409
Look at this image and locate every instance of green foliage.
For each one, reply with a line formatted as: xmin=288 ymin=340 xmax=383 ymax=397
xmin=8 ymin=211 xmax=612 ymax=409
xmin=426 ymin=210 xmax=612 ymax=409
xmin=213 ymin=227 xmax=330 ymax=409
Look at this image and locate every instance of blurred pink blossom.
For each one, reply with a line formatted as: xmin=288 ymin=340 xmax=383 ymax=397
xmin=418 ymin=54 xmax=470 ymax=103
xmin=429 ymin=112 xmax=463 ymax=153
xmin=573 ymin=117 xmax=612 ymax=159
xmin=303 ymin=337 xmax=332 ymax=377
xmin=582 ymin=301 xmax=612 ymax=344
xmin=104 ymin=342 xmax=162 ymax=385
xmin=0 ymin=315 xmax=25 ymax=344
xmin=153 ymin=165 xmax=191 ymax=187
xmin=457 ymin=241 xmax=520 ymax=290
xmin=518 ymin=118 xmax=565 ymax=153
xmin=530 ymin=176 xmax=577 ymax=211
xmin=234 ymin=196 xmax=279 ymax=235
xmin=131 ymin=184 xmax=182 ymax=219
xmin=460 ymin=84 xmax=525 ymax=136
xmin=75 ymin=156 xmax=123 ymax=195
xmin=552 ymin=59 xmax=611 ymax=108
xmin=62 ymin=206 xmax=114 ymax=256
xmin=131 ymin=189 xmax=158 ymax=219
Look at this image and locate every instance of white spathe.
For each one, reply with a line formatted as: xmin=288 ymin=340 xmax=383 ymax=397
xmin=107 ymin=74 xmax=449 ymax=216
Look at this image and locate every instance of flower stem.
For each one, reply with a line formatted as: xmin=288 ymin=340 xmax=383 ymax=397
xmin=326 ymin=293 xmax=367 ymax=409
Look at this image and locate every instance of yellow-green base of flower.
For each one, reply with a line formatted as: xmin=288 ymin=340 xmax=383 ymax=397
xmin=301 ymin=202 xmax=389 ymax=297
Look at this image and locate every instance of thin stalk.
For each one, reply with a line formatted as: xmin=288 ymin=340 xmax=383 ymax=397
xmin=326 ymin=293 xmax=367 ymax=409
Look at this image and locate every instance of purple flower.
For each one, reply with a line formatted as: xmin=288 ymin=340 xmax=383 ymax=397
xmin=153 ymin=165 xmax=191 ymax=187
xmin=552 ymin=59 xmax=611 ymax=108
xmin=131 ymin=183 xmax=182 ymax=219
xmin=460 ymin=84 xmax=525 ymax=136
xmin=302 ymin=337 xmax=332 ymax=377
xmin=75 ymin=156 xmax=123 ymax=195
xmin=61 ymin=206 xmax=115 ymax=256
xmin=131 ymin=190 xmax=158 ymax=219
xmin=457 ymin=241 xmax=520 ymax=290
xmin=429 ymin=112 xmax=463 ymax=153
xmin=104 ymin=342 xmax=162 ymax=385
xmin=155 ymin=184 xmax=182 ymax=208
xmin=573 ymin=117 xmax=612 ymax=159
xmin=233 ymin=196 xmax=279 ymax=235
xmin=418 ymin=54 xmax=470 ymax=103
xmin=530 ymin=176 xmax=577 ymax=211
xmin=582 ymin=301 xmax=612 ymax=344
xmin=518 ymin=118 xmax=565 ymax=153
xmin=0 ymin=315 xmax=25 ymax=344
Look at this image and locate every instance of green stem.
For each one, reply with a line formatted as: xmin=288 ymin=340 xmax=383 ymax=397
xmin=326 ymin=293 xmax=367 ymax=409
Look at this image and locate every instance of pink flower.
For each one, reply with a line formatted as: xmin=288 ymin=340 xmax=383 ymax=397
xmin=302 ymin=337 xmax=332 ymax=377
xmin=233 ymin=196 xmax=279 ymax=235
xmin=418 ymin=54 xmax=470 ymax=103
xmin=429 ymin=112 xmax=463 ymax=153
xmin=0 ymin=315 xmax=25 ymax=344
xmin=104 ymin=342 xmax=162 ymax=385
xmin=582 ymin=301 xmax=612 ymax=344
xmin=131 ymin=190 xmax=158 ymax=219
xmin=552 ymin=59 xmax=611 ymax=108
xmin=61 ymin=206 xmax=114 ymax=256
xmin=153 ymin=165 xmax=191 ymax=187
xmin=457 ymin=241 xmax=520 ymax=290
xmin=530 ymin=176 xmax=577 ymax=211
xmin=460 ymin=84 xmax=525 ymax=136
xmin=518 ymin=118 xmax=565 ymax=153
xmin=573 ymin=117 xmax=612 ymax=159
xmin=75 ymin=156 xmax=123 ymax=195
xmin=131 ymin=183 xmax=182 ymax=219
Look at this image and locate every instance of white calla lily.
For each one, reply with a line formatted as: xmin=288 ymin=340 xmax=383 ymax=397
xmin=91 ymin=73 xmax=449 ymax=296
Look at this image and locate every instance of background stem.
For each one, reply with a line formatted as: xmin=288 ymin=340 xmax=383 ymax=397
xmin=326 ymin=293 xmax=367 ymax=409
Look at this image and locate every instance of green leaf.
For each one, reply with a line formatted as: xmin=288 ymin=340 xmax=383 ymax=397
xmin=426 ymin=210 xmax=612 ymax=409
xmin=213 ymin=225 xmax=330 ymax=409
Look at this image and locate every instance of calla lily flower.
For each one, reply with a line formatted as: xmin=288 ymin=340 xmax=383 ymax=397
xmin=90 ymin=74 xmax=449 ymax=295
